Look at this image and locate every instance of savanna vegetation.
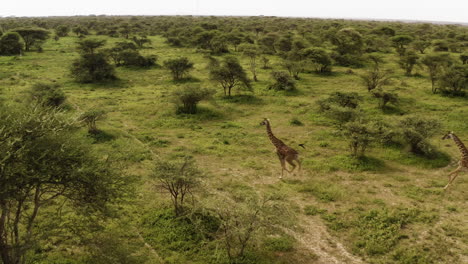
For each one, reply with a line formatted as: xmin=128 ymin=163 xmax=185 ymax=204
xmin=0 ymin=15 xmax=467 ymax=264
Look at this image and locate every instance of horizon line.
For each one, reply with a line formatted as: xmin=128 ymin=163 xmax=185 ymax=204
xmin=0 ymin=13 xmax=467 ymax=26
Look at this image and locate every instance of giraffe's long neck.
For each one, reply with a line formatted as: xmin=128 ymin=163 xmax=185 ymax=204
xmin=265 ymin=121 xmax=284 ymax=148
xmin=451 ymin=133 xmax=468 ymax=160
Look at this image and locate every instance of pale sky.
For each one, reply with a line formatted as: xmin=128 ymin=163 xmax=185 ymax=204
xmin=1 ymin=0 xmax=467 ymax=24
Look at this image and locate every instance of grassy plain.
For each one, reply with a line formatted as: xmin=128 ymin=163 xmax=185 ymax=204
xmin=0 ymin=33 xmax=467 ymax=264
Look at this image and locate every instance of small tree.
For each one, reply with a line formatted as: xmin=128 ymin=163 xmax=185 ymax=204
xmin=438 ymin=65 xmax=468 ymax=96
xmin=460 ymin=53 xmax=468 ymax=64
xmin=261 ymin=56 xmax=270 ymax=69
xmin=71 ymin=53 xmax=117 ymax=83
xmin=55 ymin=25 xmax=70 ymax=37
xmin=72 ymin=25 xmax=88 ymax=37
xmin=268 ymin=71 xmax=296 ymax=91
xmin=361 ymin=66 xmax=392 ymax=92
xmin=398 ymin=51 xmax=419 ymax=76
xmin=163 ymin=57 xmax=194 ymax=81
xmin=76 ymin=38 xmax=106 ymax=54
xmin=240 ymin=44 xmax=259 ymax=81
xmin=80 ymin=110 xmax=105 ymax=134
xmin=302 ymin=47 xmax=333 ymax=73
xmin=421 ymin=53 xmax=453 ymax=93
xmin=213 ymin=195 xmax=274 ymax=263
xmin=0 ymin=32 xmax=23 ymax=55
xmin=317 ymin=92 xmax=362 ymax=128
xmin=210 ymin=56 xmax=251 ymax=97
xmin=132 ymin=35 xmax=151 ymax=48
xmin=13 ymin=28 xmax=50 ymax=51
xmin=0 ymin=106 xmax=128 ymax=264
xmin=151 ymin=158 xmax=203 ymax=216
xmin=259 ymin=33 xmax=278 ymax=54
xmin=391 ymin=35 xmax=413 ymax=56
xmin=412 ymin=39 xmax=431 ymax=54
xmin=372 ymin=90 xmax=399 ymax=109
xmin=342 ymin=120 xmax=376 ymax=157
xmin=399 ymin=116 xmax=441 ymax=156
xmin=29 ymin=82 xmax=66 ymax=107
xmin=317 ymin=92 xmax=362 ymax=111
xmin=172 ymin=85 xmax=215 ymax=114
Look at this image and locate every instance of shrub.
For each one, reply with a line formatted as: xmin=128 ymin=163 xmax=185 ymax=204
xmin=80 ymin=110 xmax=105 ymax=134
xmin=171 ymin=85 xmax=215 ymax=114
xmin=29 ymin=82 xmax=66 ymax=107
xmin=210 ymin=56 xmax=251 ymax=96
xmin=399 ymin=116 xmax=441 ymax=156
xmin=163 ymin=57 xmax=194 ymax=81
xmin=70 ymin=53 xmax=116 ymax=83
xmin=268 ymin=71 xmax=295 ymax=91
xmin=116 ymin=50 xmax=156 ymax=67
xmin=438 ymin=65 xmax=468 ymax=96
xmin=341 ymin=120 xmax=376 ymax=157
xmin=398 ymin=51 xmax=419 ymax=76
xmin=361 ymin=66 xmax=392 ymax=92
xmin=317 ymin=92 xmax=362 ymax=111
xmin=151 ymin=158 xmax=203 ymax=216
xmin=106 ymin=42 xmax=156 ymax=67
xmin=0 ymin=32 xmax=23 ymax=55
xmin=372 ymin=90 xmax=398 ymax=109
xmin=302 ymin=47 xmax=333 ymax=73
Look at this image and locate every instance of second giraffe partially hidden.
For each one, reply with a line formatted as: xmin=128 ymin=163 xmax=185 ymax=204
xmin=260 ymin=118 xmax=301 ymax=178
xmin=442 ymin=131 xmax=468 ymax=190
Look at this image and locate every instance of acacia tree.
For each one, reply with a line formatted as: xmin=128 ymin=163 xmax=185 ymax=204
xmin=171 ymin=85 xmax=215 ymax=114
xmin=132 ymin=35 xmax=151 ymax=48
xmin=210 ymin=56 xmax=251 ymax=97
xmin=71 ymin=38 xmax=116 ymax=83
xmin=438 ymin=65 xmax=468 ymax=96
xmin=361 ymin=65 xmax=392 ymax=92
xmin=240 ymin=44 xmax=259 ymax=81
xmin=391 ymin=35 xmax=413 ymax=56
xmin=412 ymin=39 xmax=431 ymax=54
xmin=332 ymin=28 xmax=364 ymax=56
xmin=398 ymin=51 xmax=419 ymax=76
xmin=151 ymin=158 xmax=203 ymax=216
xmin=163 ymin=57 xmax=194 ymax=81
xmin=0 ymin=32 xmax=23 ymax=55
xmin=302 ymin=47 xmax=333 ymax=73
xmin=0 ymin=106 xmax=128 ymax=264
xmin=55 ymin=25 xmax=70 ymax=37
xmin=212 ymin=195 xmax=274 ymax=263
xmin=421 ymin=53 xmax=453 ymax=93
xmin=13 ymin=28 xmax=49 ymax=51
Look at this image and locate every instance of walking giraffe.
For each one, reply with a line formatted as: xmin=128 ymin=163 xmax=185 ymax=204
xmin=260 ymin=118 xmax=301 ymax=178
xmin=442 ymin=131 xmax=468 ymax=189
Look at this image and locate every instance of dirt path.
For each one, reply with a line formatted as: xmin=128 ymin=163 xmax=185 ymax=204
xmin=281 ymin=215 xmax=365 ymax=264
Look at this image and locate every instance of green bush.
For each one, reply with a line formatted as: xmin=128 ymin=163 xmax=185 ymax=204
xmin=268 ymin=71 xmax=295 ymax=91
xmin=171 ymin=85 xmax=215 ymax=114
xmin=164 ymin=57 xmax=194 ymax=80
xmin=29 ymin=82 xmax=66 ymax=107
xmin=70 ymin=53 xmax=116 ymax=83
xmin=399 ymin=116 xmax=441 ymax=156
xmin=263 ymin=235 xmax=295 ymax=252
xmin=0 ymin=32 xmax=23 ymax=55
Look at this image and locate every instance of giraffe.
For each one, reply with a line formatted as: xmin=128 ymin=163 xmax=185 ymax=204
xmin=260 ymin=118 xmax=301 ymax=178
xmin=442 ymin=131 xmax=468 ymax=189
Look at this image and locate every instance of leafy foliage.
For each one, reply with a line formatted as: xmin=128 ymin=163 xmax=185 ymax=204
xmin=171 ymin=85 xmax=215 ymax=114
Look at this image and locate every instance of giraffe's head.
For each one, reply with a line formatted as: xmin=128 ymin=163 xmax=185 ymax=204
xmin=442 ymin=131 xmax=454 ymax=140
xmin=260 ymin=118 xmax=270 ymax=126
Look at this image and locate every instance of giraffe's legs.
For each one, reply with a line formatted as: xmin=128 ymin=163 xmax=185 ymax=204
xmin=277 ymin=153 xmax=290 ymax=179
xmin=286 ymin=159 xmax=297 ymax=174
xmin=444 ymin=166 xmax=462 ymax=190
